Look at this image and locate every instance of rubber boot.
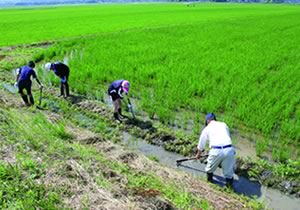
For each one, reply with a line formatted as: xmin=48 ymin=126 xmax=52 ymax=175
xmin=29 ymin=95 xmax=34 ymax=105
xmin=207 ymin=173 xmax=213 ymax=183
xmin=113 ymin=112 xmax=121 ymax=122
xmin=225 ymin=178 xmax=234 ymax=188
xmin=118 ymin=108 xmax=125 ymax=119
xmin=58 ymin=83 xmax=64 ymax=97
xmin=65 ymin=82 xmax=70 ymax=97
xmin=21 ymin=95 xmax=29 ymax=105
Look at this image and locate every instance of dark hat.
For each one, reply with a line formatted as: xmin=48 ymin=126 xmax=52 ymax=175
xmin=205 ymin=113 xmax=216 ymax=125
xmin=28 ymin=61 xmax=35 ymax=68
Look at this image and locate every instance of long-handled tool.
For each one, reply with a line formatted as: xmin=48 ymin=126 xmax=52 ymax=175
xmin=176 ymin=154 xmax=208 ymax=166
xmin=176 ymin=157 xmax=198 ymax=166
xmin=38 ymin=86 xmax=43 ymax=106
xmin=127 ymin=98 xmax=135 ymax=119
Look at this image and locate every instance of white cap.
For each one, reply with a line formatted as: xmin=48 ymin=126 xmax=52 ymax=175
xmin=45 ymin=63 xmax=52 ymax=70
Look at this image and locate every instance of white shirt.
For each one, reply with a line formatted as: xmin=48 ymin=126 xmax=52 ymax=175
xmin=197 ymin=120 xmax=232 ymax=150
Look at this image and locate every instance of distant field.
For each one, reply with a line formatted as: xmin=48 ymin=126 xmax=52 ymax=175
xmin=1 ymin=3 xmax=300 ymax=160
xmin=0 ymin=3 xmax=300 ymax=46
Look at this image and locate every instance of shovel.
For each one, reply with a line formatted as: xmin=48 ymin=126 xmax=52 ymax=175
xmin=38 ymin=86 xmax=43 ymax=106
xmin=127 ymin=98 xmax=135 ymax=119
xmin=176 ymin=154 xmax=209 ymax=166
xmin=176 ymin=157 xmax=198 ymax=166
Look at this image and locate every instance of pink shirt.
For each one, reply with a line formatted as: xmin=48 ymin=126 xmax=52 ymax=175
xmin=197 ymin=120 xmax=232 ymax=150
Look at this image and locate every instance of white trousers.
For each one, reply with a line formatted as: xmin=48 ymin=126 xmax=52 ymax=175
xmin=205 ymin=147 xmax=235 ymax=179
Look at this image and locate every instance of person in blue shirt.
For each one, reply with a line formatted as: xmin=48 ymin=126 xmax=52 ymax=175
xmin=15 ymin=61 xmax=43 ymax=106
xmin=45 ymin=62 xmax=70 ymax=98
xmin=108 ymin=80 xmax=130 ymax=121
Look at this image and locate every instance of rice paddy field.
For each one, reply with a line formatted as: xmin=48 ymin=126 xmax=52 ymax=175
xmin=2 ymin=3 xmax=300 ymax=208
xmin=1 ymin=2 xmax=300 ymax=161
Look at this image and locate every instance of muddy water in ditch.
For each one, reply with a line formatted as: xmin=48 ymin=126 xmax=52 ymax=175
xmin=122 ymin=131 xmax=300 ymax=210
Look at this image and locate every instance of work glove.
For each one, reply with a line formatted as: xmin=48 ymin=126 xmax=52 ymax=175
xmin=39 ymin=84 xmax=44 ymax=88
xmin=128 ymin=104 xmax=132 ymax=110
xmin=14 ymin=82 xmax=18 ymax=88
xmin=60 ymin=77 xmax=67 ymax=83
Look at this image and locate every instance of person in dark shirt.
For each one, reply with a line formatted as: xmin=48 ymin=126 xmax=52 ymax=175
xmin=45 ymin=62 xmax=70 ymax=98
xmin=15 ymin=61 xmax=43 ymax=106
xmin=108 ymin=80 xmax=130 ymax=121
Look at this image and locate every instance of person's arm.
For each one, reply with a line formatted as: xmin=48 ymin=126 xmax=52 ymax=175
xmin=35 ymin=78 xmax=43 ymax=87
xmin=15 ymin=68 xmax=20 ymax=82
xmin=225 ymin=124 xmax=230 ymax=136
xmin=14 ymin=68 xmax=21 ymax=87
xmin=32 ymin=70 xmax=43 ymax=87
xmin=117 ymin=87 xmax=124 ymax=99
xmin=195 ymin=129 xmax=208 ymax=159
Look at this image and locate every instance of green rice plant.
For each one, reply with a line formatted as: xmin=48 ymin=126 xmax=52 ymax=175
xmin=255 ymin=137 xmax=268 ymax=157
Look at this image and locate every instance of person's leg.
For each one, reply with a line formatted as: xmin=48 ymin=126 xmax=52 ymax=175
xmin=205 ymin=149 xmax=223 ymax=183
xmin=207 ymin=172 xmax=213 ymax=183
xmin=18 ymin=83 xmax=29 ymax=105
xmin=20 ymin=92 xmax=29 ymax=105
xmin=59 ymin=82 xmax=64 ymax=97
xmin=221 ymin=147 xmax=235 ymax=188
xmin=118 ymin=105 xmax=126 ymax=118
xmin=65 ymin=82 xmax=70 ymax=97
xmin=26 ymin=85 xmax=34 ymax=105
xmin=112 ymin=96 xmax=121 ymax=121
xmin=28 ymin=95 xmax=34 ymax=105
xmin=64 ymin=75 xmax=69 ymax=97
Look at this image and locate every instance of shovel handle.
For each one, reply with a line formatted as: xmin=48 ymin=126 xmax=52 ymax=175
xmin=176 ymin=154 xmax=209 ymax=165
xmin=176 ymin=157 xmax=198 ymax=165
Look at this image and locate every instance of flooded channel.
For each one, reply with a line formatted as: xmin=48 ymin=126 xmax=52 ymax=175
xmin=122 ymin=131 xmax=300 ymax=210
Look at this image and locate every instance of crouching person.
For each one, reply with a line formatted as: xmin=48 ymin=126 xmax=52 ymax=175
xmin=45 ymin=62 xmax=70 ymax=98
xmin=195 ymin=113 xmax=235 ymax=188
xmin=108 ymin=80 xmax=130 ymax=122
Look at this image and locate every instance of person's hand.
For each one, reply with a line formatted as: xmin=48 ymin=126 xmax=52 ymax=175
xmin=14 ymin=82 xmax=18 ymax=88
xmin=195 ymin=149 xmax=202 ymax=159
xmin=128 ymin=104 xmax=132 ymax=110
xmin=195 ymin=153 xmax=201 ymax=159
xmin=39 ymin=84 xmax=44 ymax=88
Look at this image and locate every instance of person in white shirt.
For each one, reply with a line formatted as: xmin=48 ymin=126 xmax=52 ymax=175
xmin=195 ymin=113 xmax=235 ymax=188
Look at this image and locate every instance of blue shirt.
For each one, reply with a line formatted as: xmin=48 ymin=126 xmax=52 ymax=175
xmin=108 ymin=80 xmax=125 ymax=98
xmin=18 ymin=66 xmax=37 ymax=84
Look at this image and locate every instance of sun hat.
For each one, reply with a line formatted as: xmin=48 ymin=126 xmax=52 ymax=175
xmin=121 ymin=80 xmax=130 ymax=93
